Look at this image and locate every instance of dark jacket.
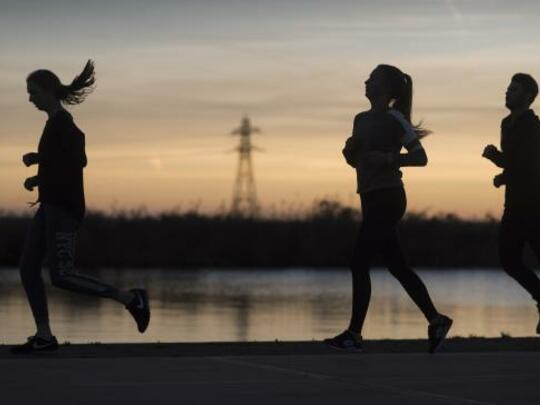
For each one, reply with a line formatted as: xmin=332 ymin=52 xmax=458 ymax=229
xmin=37 ymin=110 xmax=87 ymax=220
xmin=497 ymin=109 xmax=540 ymax=213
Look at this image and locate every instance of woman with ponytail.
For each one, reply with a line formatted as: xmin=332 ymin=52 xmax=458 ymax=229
xmin=325 ymin=64 xmax=452 ymax=353
xmin=12 ymin=61 xmax=150 ymax=354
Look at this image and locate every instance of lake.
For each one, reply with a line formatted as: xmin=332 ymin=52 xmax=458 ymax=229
xmin=0 ymin=268 xmax=537 ymax=344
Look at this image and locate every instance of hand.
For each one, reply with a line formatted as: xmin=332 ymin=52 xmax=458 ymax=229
xmin=22 ymin=152 xmax=39 ymax=167
xmin=343 ymin=136 xmax=360 ymax=167
xmin=24 ymin=176 xmax=38 ymax=192
xmin=482 ymin=145 xmax=499 ymax=162
xmin=363 ymin=151 xmax=394 ymax=167
xmin=493 ymin=173 xmax=505 ymax=188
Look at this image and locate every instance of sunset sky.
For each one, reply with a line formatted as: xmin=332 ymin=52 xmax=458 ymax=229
xmin=1 ymin=0 xmax=540 ymax=217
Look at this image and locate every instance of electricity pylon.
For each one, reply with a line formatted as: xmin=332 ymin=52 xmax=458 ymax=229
xmin=230 ymin=116 xmax=261 ymax=217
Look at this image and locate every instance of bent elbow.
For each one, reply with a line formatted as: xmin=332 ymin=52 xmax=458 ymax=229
xmin=418 ymin=150 xmax=428 ymax=166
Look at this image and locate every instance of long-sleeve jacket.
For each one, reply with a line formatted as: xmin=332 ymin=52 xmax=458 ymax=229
xmin=496 ymin=109 xmax=540 ymax=213
xmin=343 ymin=109 xmax=418 ymax=194
xmin=37 ymin=110 xmax=87 ymax=220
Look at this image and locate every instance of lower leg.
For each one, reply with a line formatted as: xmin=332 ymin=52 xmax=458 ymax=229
xmin=112 ymin=289 xmax=135 ymax=306
xmin=21 ymin=274 xmax=53 ymax=339
xmin=20 ymin=208 xmax=52 ymax=339
xmin=392 ymin=268 xmax=439 ymax=322
xmin=26 ymin=277 xmax=53 ymax=339
xmin=348 ymin=267 xmax=371 ymax=333
xmin=502 ymin=263 xmax=540 ymax=303
xmin=382 ymin=232 xmax=439 ymax=322
xmin=524 ymin=236 xmax=540 ymax=303
xmin=35 ymin=320 xmax=53 ymax=339
xmin=51 ymin=271 xmax=134 ymax=305
xmin=500 ymin=213 xmax=540 ymax=302
xmin=500 ymin=254 xmax=540 ymax=303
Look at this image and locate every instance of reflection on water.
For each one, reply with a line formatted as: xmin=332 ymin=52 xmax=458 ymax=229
xmin=0 ymin=268 xmax=538 ymax=344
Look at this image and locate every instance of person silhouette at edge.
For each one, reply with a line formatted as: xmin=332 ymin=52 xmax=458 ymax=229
xmin=325 ymin=64 xmax=453 ymax=353
xmin=483 ymin=73 xmax=540 ymax=335
xmin=11 ymin=60 xmax=150 ymax=354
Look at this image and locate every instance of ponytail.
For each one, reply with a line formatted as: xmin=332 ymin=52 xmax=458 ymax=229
xmin=377 ymin=64 xmax=431 ymax=138
xmin=60 ymin=60 xmax=96 ymax=105
xmin=393 ymin=73 xmax=412 ymax=122
xmin=27 ymin=59 xmax=96 ymax=106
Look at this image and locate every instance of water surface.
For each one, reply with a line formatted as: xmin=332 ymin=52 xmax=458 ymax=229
xmin=0 ymin=268 xmax=537 ymax=343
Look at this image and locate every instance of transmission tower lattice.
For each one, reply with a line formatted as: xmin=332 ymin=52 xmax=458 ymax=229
xmin=230 ymin=116 xmax=261 ymax=217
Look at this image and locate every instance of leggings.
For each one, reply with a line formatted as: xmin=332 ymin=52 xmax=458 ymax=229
xmin=19 ymin=204 xmax=119 ymax=328
xmin=499 ymin=209 xmax=540 ymax=303
xmin=348 ymin=187 xmax=438 ymax=333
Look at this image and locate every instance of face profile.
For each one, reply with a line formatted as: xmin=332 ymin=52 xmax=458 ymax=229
xmin=26 ymin=81 xmax=49 ymax=112
xmin=364 ymin=67 xmax=388 ymax=101
xmin=505 ymin=80 xmax=529 ymax=110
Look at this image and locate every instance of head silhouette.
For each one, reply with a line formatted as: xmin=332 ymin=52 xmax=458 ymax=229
xmin=365 ymin=65 xmax=410 ymax=116
xmin=365 ymin=64 xmax=429 ymax=137
xmin=506 ymin=73 xmax=538 ymax=110
xmin=26 ymin=60 xmax=95 ymax=112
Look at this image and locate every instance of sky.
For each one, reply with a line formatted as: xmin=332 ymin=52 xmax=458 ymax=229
xmin=1 ymin=0 xmax=540 ymax=217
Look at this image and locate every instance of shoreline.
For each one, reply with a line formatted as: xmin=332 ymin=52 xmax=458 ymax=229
xmin=1 ymin=337 xmax=538 ymax=358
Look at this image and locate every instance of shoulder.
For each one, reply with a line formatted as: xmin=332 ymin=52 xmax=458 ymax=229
xmin=352 ymin=111 xmax=370 ymax=131
xmin=51 ymin=110 xmax=84 ymax=134
xmin=525 ymin=111 xmax=540 ymax=139
xmin=354 ymin=111 xmax=370 ymax=122
xmin=509 ymin=110 xmax=540 ymax=136
xmin=48 ymin=110 xmax=74 ymax=129
xmin=525 ymin=110 xmax=540 ymax=127
xmin=52 ymin=109 xmax=74 ymax=123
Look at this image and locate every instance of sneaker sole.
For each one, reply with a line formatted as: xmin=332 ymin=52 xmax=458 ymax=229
xmin=11 ymin=345 xmax=59 ymax=355
xmin=430 ymin=319 xmax=453 ymax=354
xmin=324 ymin=341 xmax=362 ymax=353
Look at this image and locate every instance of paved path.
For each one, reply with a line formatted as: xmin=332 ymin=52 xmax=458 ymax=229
xmin=1 ymin=339 xmax=538 ymax=405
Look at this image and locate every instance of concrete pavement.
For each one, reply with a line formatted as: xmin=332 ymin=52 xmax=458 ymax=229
xmin=1 ymin=339 xmax=538 ymax=405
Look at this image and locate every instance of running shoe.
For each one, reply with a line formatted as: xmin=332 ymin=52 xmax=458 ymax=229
xmin=536 ymin=303 xmax=540 ymax=335
xmin=428 ymin=314 xmax=453 ymax=353
xmin=10 ymin=335 xmax=59 ymax=355
xmin=324 ymin=330 xmax=362 ymax=352
xmin=126 ymin=288 xmax=150 ymax=333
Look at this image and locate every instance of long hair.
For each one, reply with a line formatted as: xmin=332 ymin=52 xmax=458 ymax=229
xmin=377 ymin=64 xmax=430 ymax=138
xmin=27 ymin=60 xmax=96 ymax=106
